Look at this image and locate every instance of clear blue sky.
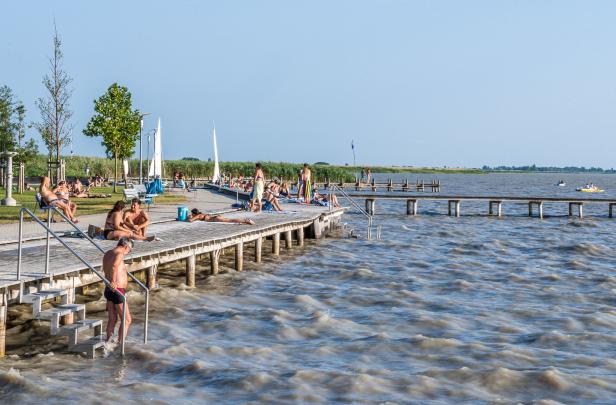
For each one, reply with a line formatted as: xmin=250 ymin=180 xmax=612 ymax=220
xmin=2 ymin=1 xmax=616 ymax=168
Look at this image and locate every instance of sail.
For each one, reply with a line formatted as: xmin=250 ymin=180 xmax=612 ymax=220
xmin=212 ymin=126 xmax=220 ymax=183
xmin=122 ymin=159 xmax=129 ymax=178
xmin=148 ymin=118 xmax=163 ymax=178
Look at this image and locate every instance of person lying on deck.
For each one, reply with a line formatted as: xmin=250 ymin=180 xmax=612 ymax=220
xmin=187 ymin=208 xmax=255 ymax=225
xmin=39 ymin=176 xmax=78 ymax=223
xmin=104 ymin=201 xmax=155 ymax=241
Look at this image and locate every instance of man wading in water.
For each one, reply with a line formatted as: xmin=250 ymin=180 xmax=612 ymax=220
xmin=102 ymin=237 xmax=133 ymax=343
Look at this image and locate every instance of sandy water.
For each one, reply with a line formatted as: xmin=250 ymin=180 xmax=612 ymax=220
xmin=1 ymin=173 xmax=616 ymax=404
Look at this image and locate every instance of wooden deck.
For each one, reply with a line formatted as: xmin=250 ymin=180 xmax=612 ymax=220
xmin=0 ymin=205 xmax=344 ymax=303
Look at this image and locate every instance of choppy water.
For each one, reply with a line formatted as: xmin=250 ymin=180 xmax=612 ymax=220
xmin=2 ymin=173 xmax=616 ymax=404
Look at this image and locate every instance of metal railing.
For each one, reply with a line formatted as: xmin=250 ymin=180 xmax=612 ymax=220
xmin=16 ymin=206 xmax=150 ymax=356
xmin=328 ymin=184 xmax=380 ymax=240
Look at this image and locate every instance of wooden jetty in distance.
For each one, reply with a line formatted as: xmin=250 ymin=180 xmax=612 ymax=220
xmin=335 ymin=192 xmax=616 ymax=219
xmin=312 ymin=179 xmax=441 ymax=192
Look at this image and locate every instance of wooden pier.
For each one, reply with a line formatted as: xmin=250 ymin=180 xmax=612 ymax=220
xmin=0 ymin=204 xmax=344 ymax=357
xmin=337 ymin=193 xmax=616 ymax=219
xmin=313 ymin=179 xmax=441 ymax=192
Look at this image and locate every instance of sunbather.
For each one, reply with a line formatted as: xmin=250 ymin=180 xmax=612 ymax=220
xmin=104 ymin=201 xmax=155 ymax=241
xmin=187 ymin=208 xmax=255 ymax=225
xmin=39 ymin=176 xmax=78 ymax=223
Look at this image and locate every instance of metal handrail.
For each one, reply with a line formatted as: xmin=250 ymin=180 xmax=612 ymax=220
xmin=43 ymin=207 xmax=150 ymax=344
xmin=16 ymin=206 xmax=146 ymax=355
xmin=328 ymin=184 xmax=378 ymax=240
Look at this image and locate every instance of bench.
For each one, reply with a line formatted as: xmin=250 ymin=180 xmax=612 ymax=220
xmin=123 ymin=185 xmax=157 ymax=210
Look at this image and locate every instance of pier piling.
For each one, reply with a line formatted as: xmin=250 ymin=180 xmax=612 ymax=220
xmin=297 ymin=227 xmax=304 ymax=247
xmin=0 ymin=293 xmax=6 ymax=358
xmin=272 ymin=233 xmax=280 ymax=256
xmin=210 ymin=250 xmax=220 ymax=275
xmin=448 ymin=200 xmax=461 ymax=217
xmin=366 ymin=199 xmax=376 ymax=215
xmin=147 ymin=264 xmax=158 ymax=289
xmin=406 ymin=199 xmax=417 ymax=216
xmin=284 ymin=231 xmax=293 ymax=249
xmin=186 ymin=253 xmax=196 ymax=287
xmin=255 ymin=238 xmax=262 ymax=263
xmin=235 ymin=242 xmax=244 ymax=271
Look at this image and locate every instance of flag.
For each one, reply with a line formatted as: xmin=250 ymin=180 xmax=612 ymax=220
xmin=351 ymin=140 xmax=355 ymax=150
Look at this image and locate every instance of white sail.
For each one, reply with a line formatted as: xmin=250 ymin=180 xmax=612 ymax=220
xmin=212 ymin=126 xmax=220 ymax=183
xmin=122 ymin=159 xmax=129 ymax=177
xmin=148 ymin=118 xmax=163 ymax=178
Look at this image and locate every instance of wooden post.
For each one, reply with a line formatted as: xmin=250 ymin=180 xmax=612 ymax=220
xmin=568 ymin=203 xmax=573 ymax=217
xmin=272 ymin=233 xmax=280 ymax=255
xmin=235 ymin=242 xmax=244 ymax=271
xmin=455 ymin=201 xmax=460 ymax=217
xmin=255 ymin=238 xmax=262 ymax=263
xmin=0 ymin=292 xmax=6 ymax=358
xmin=61 ymin=286 xmax=75 ymax=325
xmin=610 ymin=203 xmax=615 ymax=218
xmin=186 ymin=253 xmax=196 ymax=287
xmin=406 ymin=199 xmax=417 ymax=215
xmin=297 ymin=227 xmax=304 ymax=247
xmin=365 ymin=199 xmax=375 ymax=215
xmin=497 ymin=202 xmax=502 ymax=217
xmin=210 ymin=250 xmax=220 ymax=275
xmin=284 ymin=230 xmax=292 ymax=249
xmin=528 ymin=202 xmax=533 ymax=217
xmin=147 ymin=264 xmax=158 ymax=289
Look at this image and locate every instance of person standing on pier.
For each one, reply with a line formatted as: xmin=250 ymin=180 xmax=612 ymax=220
xmin=251 ymin=163 xmax=265 ymax=212
xmin=301 ymin=163 xmax=312 ymax=203
xmin=102 ymin=237 xmax=133 ymax=343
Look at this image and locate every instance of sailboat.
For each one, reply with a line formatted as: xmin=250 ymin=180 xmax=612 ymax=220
xmin=148 ymin=118 xmax=163 ymax=179
xmin=212 ymin=124 xmax=221 ymax=184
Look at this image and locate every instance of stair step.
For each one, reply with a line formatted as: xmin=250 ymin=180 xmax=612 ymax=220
xmin=68 ymin=335 xmax=105 ymax=359
xmin=22 ymin=289 xmax=67 ymax=304
xmin=38 ymin=304 xmax=85 ymax=320
xmin=57 ymin=319 xmax=103 ymax=336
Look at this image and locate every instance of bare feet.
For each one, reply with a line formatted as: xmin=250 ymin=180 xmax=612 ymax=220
xmin=244 ymin=219 xmax=255 ymax=225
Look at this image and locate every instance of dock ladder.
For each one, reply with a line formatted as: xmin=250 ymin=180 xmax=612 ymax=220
xmin=16 ymin=206 xmax=149 ymax=358
xmin=328 ymin=184 xmax=381 ymax=240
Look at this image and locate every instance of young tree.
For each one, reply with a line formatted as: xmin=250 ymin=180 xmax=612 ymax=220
xmin=83 ymin=83 xmax=140 ymax=192
xmin=0 ymin=85 xmax=39 ymax=166
xmin=33 ymin=23 xmax=73 ymax=164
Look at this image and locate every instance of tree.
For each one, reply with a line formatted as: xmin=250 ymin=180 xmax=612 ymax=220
xmin=83 ymin=83 xmax=141 ymax=192
xmin=33 ymin=23 xmax=73 ymax=164
xmin=0 ymin=85 xmax=39 ymax=166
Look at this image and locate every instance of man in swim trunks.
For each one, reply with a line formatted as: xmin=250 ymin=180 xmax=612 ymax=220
xmin=102 ymin=237 xmax=133 ymax=343
xmin=123 ymin=198 xmax=150 ymax=237
xmin=187 ymin=208 xmax=255 ymax=224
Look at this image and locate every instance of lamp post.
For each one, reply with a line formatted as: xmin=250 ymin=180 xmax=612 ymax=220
xmin=1 ymin=151 xmax=18 ymax=206
xmin=138 ymin=112 xmax=151 ymax=185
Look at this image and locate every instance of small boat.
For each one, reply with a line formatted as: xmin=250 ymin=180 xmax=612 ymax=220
xmin=576 ymin=186 xmax=604 ymax=193
xmin=557 ymin=181 xmax=566 ymax=187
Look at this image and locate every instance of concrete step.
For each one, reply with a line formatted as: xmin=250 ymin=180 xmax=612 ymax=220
xmin=22 ymin=289 xmax=68 ymax=317
xmin=58 ymin=319 xmax=103 ymax=345
xmin=37 ymin=304 xmax=86 ymax=334
xmin=68 ymin=335 xmax=105 ymax=359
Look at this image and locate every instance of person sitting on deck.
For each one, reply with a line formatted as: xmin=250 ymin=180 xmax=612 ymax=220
xmin=187 ymin=208 xmax=255 ymax=224
xmin=53 ymin=180 xmax=77 ymax=218
xmin=279 ymin=182 xmax=290 ymax=197
xmin=123 ymin=198 xmax=151 ymax=238
xmin=263 ymin=183 xmax=283 ymax=211
xmin=313 ymin=188 xmax=341 ymax=208
xmin=70 ymin=178 xmax=90 ymax=198
xmin=104 ymin=201 xmax=155 ymax=241
xmin=39 ymin=176 xmax=78 ymax=223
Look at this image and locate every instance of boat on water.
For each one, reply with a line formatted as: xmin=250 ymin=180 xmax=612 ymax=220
xmin=557 ymin=180 xmax=566 ymax=187
xmin=576 ymin=185 xmax=604 ymax=193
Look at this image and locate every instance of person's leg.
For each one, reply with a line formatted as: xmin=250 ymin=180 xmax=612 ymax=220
xmin=115 ymin=301 xmax=132 ymax=343
xmin=106 ymin=300 xmax=117 ymax=341
xmin=108 ymin=230 xmax=131 ymax=240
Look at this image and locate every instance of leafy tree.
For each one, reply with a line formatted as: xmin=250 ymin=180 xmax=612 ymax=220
xmin=83 ymin=83 xmax=141 ymax=192
xmin=0 ymin=85 xmax=39 ymax=166
xmin=33 ymin=24 xmax=73 ymax=165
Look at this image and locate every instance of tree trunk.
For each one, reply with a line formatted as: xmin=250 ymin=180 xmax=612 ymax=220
xmin=114 ymin=155 xmax=118 ymax=193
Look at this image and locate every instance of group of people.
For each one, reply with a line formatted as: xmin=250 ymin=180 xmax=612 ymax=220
xmin=39 ymin=176 xmax=79 ymax=223
xmin=172 ymin=172 xmax=193 ymax=189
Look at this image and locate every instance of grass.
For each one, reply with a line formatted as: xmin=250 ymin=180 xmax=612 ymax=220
xmin=0 ymin=187 xmax=187 ymax=224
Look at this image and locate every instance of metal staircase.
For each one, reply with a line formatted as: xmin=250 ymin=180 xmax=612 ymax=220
xmin=16 ymin=205 xmax=150 ymax=358
xmin=21 ymin=289 xmax=104 ymax=358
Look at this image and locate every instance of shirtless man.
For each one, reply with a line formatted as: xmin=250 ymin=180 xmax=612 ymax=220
xmin=123 ymin=198 xmax=150 ymax=237
xmin=104 ymin=200 xmax=154 ymax=241
xmin=102 ymin=237 xmax=133 ymax=343
xmin=187 ymin=208 xmax=255 ymax=225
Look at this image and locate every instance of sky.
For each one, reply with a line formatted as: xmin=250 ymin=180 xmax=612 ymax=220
xmin=2 ymin=0 xmax=616 ymax=168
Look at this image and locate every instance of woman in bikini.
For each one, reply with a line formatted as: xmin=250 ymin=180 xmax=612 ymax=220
xmin=39 ymin=176 xmax=78 ymax=223
xmin=53 ymin=181 xmax=77 ymax=218
xmin=187 ymin=208 xmax=255 ymax=224
xmin=104 ymin=201 xmax=155 ymax=241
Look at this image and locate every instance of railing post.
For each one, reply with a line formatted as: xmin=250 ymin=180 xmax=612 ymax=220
xmin=144 ymin=291 xmax=149 ymax=343
xmin=17 ymin=209 xmax=23 ymax=281
xmin=45 ymin=209 xmax=51 ymax=275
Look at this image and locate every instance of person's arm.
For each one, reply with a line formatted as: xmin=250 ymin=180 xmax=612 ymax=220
xmin=123 ymin=212 xmax=137 ymax=230
xmin=113 ymin=212 xmax=131 ymax=232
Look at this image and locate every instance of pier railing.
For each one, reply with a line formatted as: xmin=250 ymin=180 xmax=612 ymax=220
xmin=329 ymin=184 xmax=380 ymax=239
xmin=16 ymin=206 xmax=150 ymax=355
